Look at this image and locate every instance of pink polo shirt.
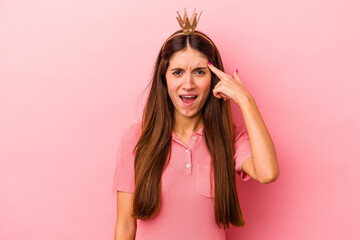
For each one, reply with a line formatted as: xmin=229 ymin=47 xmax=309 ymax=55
xmin=112 ymin=122 xmax=252 ymax=240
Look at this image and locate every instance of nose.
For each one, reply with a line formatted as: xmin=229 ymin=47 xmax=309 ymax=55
xmin=182 ymin=73 xmax=195 ymax=90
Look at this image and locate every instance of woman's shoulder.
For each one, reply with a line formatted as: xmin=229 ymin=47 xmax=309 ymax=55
xmin=233 ymin=124 xmax=248 ymax=141
xmin=121 ymin=122 xmax=142 ymax=141
xmin=121 ymin=122 xmax=141 ymax=144
xmin=128 ymin=121 xmax=142 ymax=135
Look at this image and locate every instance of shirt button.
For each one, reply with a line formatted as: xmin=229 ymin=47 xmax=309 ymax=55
xmin=186 ymin=163 xmax=191 ymax=168
xmin=186 ymin=149 xmax=190 ymax=153
xmin=193 ymin=136 xmax=197 ymax=140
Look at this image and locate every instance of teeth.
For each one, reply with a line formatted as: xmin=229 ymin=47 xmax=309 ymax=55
xmin=182 ymin=96 xmax=196 ymax=98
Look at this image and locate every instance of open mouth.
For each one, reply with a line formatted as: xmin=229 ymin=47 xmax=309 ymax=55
xmin=179 ymin=95 xmax=198 ymax=104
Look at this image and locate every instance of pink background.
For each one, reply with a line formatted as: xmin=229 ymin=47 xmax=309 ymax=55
xmin=1 ymin=0 xmax=359 ymax=239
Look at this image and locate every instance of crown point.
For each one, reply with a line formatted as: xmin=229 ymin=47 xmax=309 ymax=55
xmin=175 ymin=8 xmax=202 ymax=35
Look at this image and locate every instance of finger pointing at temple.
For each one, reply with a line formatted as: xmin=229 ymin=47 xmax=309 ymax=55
xmin=207 ymin=61 xmax=229 ymax=80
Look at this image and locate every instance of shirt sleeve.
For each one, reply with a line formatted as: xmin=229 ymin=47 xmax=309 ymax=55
xmin=234 ymin=125 xmax=252 ymax=181
xmin=112 ymin=124 xmax=139 ymax=194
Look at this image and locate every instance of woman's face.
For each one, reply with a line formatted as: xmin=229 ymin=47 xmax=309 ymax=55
xmin=165 ymin=48 xmax=212 ymax=121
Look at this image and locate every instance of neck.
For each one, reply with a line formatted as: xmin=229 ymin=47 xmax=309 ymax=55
xmin=173 ymin=112 xmax=203 ymax=136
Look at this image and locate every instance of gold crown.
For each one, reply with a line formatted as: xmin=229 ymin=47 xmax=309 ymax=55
xmin=176 ymin=8 xmax=203 ymax=35
xmin=161 ymin=8 xmax=214 ymax=51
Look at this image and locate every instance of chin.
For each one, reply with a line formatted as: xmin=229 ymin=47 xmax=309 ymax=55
xmin=179 ymin=109 xmax=201 ymax=119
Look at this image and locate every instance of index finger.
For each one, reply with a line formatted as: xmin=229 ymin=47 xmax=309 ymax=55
xmin=207 ymin=61 xmax=228 ymax=80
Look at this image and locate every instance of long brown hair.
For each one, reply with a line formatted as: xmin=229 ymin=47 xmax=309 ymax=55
xmin=132 ymin=30 xmax=245 ymax=229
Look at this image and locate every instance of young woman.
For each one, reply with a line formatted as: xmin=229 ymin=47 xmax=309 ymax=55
xmin=113 ymin=10 xmax=279 ymax=240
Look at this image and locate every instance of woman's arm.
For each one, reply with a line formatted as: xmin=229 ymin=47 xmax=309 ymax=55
xmin=114 ymin=191 xmax=137 ymax=240
xmin=207 ymin=62 xmax=279 ymax=183
xmin=237 ymin=94 xmax=279 ymax=184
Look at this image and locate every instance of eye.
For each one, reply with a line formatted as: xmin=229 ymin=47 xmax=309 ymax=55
xmin=173 ymin=71 xmax=182 ymax=75
xmin=195 ymin=70 xmax=205 ymax=75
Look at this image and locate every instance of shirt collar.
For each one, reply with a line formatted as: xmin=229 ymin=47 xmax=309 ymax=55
xmin=196 ymin=125 xmax=204 ymax=136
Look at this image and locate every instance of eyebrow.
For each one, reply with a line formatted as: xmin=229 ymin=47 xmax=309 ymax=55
xmin=169 ymin=67 xmax=208 ymax=71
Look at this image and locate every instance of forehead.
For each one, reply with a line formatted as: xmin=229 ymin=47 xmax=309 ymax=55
xmin=168 ymin=48 xmax=208 ymax=67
